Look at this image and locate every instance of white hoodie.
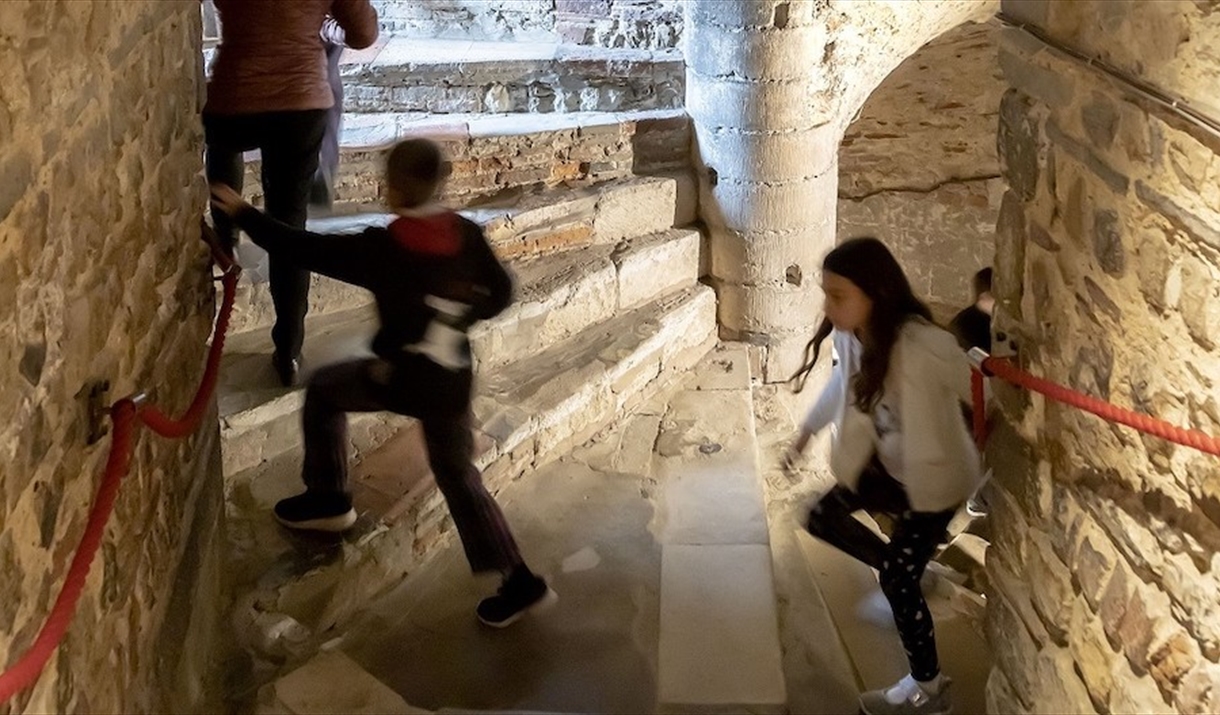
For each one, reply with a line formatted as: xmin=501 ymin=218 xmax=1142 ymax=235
xmin=802 ymin=318 xmax=983 ymax=513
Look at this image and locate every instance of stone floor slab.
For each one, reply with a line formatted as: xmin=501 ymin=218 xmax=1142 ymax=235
xmin=657 ymin=544 xmax=786 ymax=712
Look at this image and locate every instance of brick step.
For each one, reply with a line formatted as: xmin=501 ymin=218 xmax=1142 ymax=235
xmin=339 ymin=37 xmax=683 ymax=115
xmin=219 ymin=225 xmax=700 ymax=475
xmin=227 ymin=174 xmax=697 ymax=338
xmin=224 ymin=284 xmax=718 ymax=649
xmin=239 ymin=109 xmax=692 ymax=212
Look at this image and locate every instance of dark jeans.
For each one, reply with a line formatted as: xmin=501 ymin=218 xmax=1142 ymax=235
xmin=203 ymin=108 xmax=327 ymax=360
xmin=806 ymin=459 xmax=956 ymax=682
xmin=302 ymin=356 xmax=524 ymax=574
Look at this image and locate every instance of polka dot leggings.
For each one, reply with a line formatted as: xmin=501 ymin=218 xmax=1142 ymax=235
xmin=806 ymin=460 xmax=957 ymax=682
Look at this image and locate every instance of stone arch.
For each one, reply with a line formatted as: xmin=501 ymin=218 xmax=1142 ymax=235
xmin=837 ymin=17 xmax=1005 ymax=319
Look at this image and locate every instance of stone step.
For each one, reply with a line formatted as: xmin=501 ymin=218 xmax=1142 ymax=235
xmin=219 ymin=227 xmax=703 ymax=476
xmin=225 ymin=285 xmax=718 ymax=648
xmin=653 ymin=378 xmax=787 ymax=713
xmin=240 ymin=109 xmax=692 ymax=212
xmin=340 ymin=37 xmax=684 ymax=115
xmin=228 ymin=175 xmax=697 ymax=338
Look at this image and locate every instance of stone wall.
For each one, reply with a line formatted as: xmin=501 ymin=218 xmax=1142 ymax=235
xmin=371 ymin=0 xmax=682 ymax=49
xmin=987 ymin=1 xmax=1220 ymax=713
xmin=0 ymin=3 xmax=225 ymax=713
xmin=838 ymin=20 xmax=1004 ymax=310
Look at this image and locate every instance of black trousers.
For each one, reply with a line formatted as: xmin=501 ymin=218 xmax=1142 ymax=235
xmin=203 ymin=109 xmax=327 ymax=360
xmin=302 ymin=356 xmax=523 ymax=574
xmin=807 ymin=459 xmax=956 ymax=682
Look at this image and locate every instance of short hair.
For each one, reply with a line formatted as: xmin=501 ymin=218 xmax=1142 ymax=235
xmin=385 ymin=138 xmax=444 ymax=192
xmin=973 ymin=267 xmax=993 ymax=297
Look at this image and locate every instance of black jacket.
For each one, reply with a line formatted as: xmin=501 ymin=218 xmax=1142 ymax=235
xmin=233 ymin=207 xmax=513 ymax=362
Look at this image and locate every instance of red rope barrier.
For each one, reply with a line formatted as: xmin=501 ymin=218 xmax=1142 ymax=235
xmin=971 ymin=367 xmax=988 ymax=451
xmin=139 ymin=271 xmax=238 ymax=437
xmin=977 ymin=356 xmax=1220 ymax=457
xmin=0 ymin=262 xmax=240 ymax=705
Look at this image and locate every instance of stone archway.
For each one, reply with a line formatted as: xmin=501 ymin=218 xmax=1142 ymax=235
xmin=685 ymin=0 xmax=997 ymax=382
xmin=837 ymin=18 xmax=1005 ymax=321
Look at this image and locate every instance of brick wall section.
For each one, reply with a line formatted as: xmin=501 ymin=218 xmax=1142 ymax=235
xmin=0 ymin=3 xmax=224 ymax=712
xmin=988 ymin=2 xmax=1220 ymax=712
xmin=837 ymin=19 xmax=1004 ymax=308
xmin=371 ymin=0 xmax=683 ymax=49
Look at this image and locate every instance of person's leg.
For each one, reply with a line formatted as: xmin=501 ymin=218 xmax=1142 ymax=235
xmin=202 ymin=112 xmax=252 ymax=253
xmin=806 ymin=460 xmax=910 ymax=570
xmin=259 ymin=109 xmax=327 ymax=369
xmin=858 ymin=507 xmax=957 ymax=714
xmin=276 ymin=358 xmax=387 ymax=531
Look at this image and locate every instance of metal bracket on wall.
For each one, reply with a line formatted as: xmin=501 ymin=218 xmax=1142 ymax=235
xmin=86 ymin=380 xmax=111 ymax=446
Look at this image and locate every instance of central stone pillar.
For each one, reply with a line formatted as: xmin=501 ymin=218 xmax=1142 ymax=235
xmin=685 ymin=0 xmax=839 ymax=382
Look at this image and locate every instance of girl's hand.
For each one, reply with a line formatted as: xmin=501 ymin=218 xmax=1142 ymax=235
xmin=209 ymin=183 xmax=248 ymax=218
xmin=781 ymin=429 xmax=813 ymax=477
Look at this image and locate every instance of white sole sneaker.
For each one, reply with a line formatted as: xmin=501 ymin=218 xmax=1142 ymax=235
xmin=275 ymin=508 xmax=357 ymax=533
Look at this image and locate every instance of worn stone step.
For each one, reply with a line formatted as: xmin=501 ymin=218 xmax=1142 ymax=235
xmin=228 ymin=174 xmax=697 ymax=338
xmin=225 ymin=285 xmax=717 ymax=647
xmin=240 ymin=109 xmax=692 ymax=212
xmin=219 ymin=227 xmax=702 ymax=476
xmin=340 ymin=37 xmax=684 ymax=115
xmin=653 ymin=376 xmax=787 ymax=713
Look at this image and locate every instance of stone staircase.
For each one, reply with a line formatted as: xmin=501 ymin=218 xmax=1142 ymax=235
xmin=246 ymin=345 xmax=791 ymax=715
xmin=220 ymin=117 xmax=715 ymax=698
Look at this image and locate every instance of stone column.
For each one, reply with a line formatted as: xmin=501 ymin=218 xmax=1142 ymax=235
xmin=685 ymin=0 xmax=839 ymax=382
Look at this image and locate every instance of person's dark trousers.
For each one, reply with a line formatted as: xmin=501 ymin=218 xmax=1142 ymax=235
xmin=203 ymin=109 xmax=327 ymax=361
xmin=806 ymin=459 xmax=956 ymax=682
xmin=301 ymin=356 xmax=525 ymax=574
xmin=311 ymin=41 xmax=345 ymax=207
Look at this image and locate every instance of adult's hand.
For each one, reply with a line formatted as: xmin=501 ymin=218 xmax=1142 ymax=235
xmin=209 ymin=183 xmax=248 ymax=217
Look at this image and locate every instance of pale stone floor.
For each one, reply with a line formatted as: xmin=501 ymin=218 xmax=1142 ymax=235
xmin=250 ymin=350 xmax=992 ymax=714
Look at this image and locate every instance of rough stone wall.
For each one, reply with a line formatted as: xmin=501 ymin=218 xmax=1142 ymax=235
xmin=838 ymin=19 xmax=1004 ymax=309
xmin=0 ymin=3 xmax=225 ymax=713
xmin=371 ymin=0 xmax=682 ymax=48
xmin=987 ymin=2 xmax=1220 ymax=713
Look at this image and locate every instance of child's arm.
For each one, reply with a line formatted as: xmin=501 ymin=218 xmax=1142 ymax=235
xmin=464 ymin=223 xmax=514 ymax=320
xmin=210 ymin=184 xmax=377 ymax=288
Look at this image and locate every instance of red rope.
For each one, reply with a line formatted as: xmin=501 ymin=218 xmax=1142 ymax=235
xmin=978 ymin=356 xmax=1220 ymax=457
xmin=0 ymin=265 xmax=240 ymax=704
xmin=139 ymin=271 xmax=238 ymax=437
xmin=971 ymin=367 xmax=988 ymax=451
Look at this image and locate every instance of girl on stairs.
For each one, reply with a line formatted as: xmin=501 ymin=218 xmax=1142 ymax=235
xmin=782 ymin=237 xmax=982 ymax=715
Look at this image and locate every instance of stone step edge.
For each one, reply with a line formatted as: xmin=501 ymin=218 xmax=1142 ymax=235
xmin=228 ymin=287 xmax=718 ymax=640
xmin=226 ymin=284 xmax=715 ymax=485
xmin=220 ymin=225 xmax=700 ymax=432
xmin=238 ymin=108 xmax=688 ymax=157
xmin=227 ymin=171 xmax=690 ymax=340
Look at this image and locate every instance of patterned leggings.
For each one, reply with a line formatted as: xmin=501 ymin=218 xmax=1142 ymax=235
xmin=806 ymin=460 xmax=956 ymax=681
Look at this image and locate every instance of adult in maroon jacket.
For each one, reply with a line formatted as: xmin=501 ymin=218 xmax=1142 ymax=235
xmin=205 ymin=0 xmax=379 ymax=386
xmin=209 ymin=139 xmax=558 ymax=630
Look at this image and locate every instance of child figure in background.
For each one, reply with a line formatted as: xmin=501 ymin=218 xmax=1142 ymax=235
xmin=783 ymin=238 xmax=982 ymax=715
xmin=210 ymin=138 xmax=556 ymax=628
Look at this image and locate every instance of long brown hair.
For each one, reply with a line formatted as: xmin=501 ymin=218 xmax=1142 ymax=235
xmin=788 ymin=237 xmax=932 ymax=413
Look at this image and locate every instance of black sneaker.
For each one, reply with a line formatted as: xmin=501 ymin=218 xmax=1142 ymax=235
xmin=476 ymin=568 xmax=558 ymax=628
xmin=274 ymin=492 xmax=356 ymax=532
xmin=271 ymin=352 xmax=300 ymax=388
